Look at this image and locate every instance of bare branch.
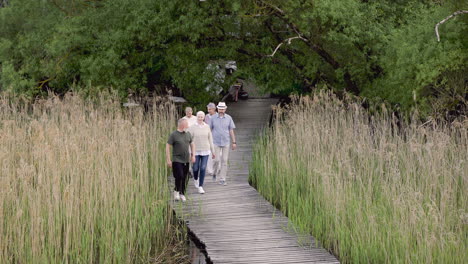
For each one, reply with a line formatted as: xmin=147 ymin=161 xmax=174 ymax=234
xmin=267 ymin=36 xmax=307 ymax=57
xmin=435 ymin=10 xmax=468 ymax=42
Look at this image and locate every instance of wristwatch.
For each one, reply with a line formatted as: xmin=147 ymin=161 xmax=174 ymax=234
xmin=232 ymin=142 xmax=237 ymax=144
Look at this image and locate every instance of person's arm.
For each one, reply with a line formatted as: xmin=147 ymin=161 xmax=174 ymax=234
xmin=229 ymin=117 xmax=237 ymax=150
xmin=166 ymin=143 xmax=172 ymax=168
xmin=166 ymin=133 xmax=175 ymax=167
xmin=230 ymin=129 xmax=236 ymax=150
xmin=208 ymin=130 xmax=215 ymax=159
xmin=190 ymin=142 xmax=196 ymax=163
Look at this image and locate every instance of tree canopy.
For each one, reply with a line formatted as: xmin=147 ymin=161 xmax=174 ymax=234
xmin=0 ymin=0 xmax=466 ymax=115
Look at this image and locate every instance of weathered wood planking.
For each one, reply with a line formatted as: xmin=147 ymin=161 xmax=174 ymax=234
xmin=174 ymin=98 xmax=339 ymax=264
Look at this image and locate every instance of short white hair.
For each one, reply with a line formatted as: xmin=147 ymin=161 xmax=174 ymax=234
xmin=185 ymin=107 xmax=193 ymax=113
xmin=196 ymin=111 xmax=205 ymax=118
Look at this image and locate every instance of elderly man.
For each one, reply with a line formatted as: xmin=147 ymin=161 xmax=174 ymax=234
xmin=210 ymin=102 xmax=236 ymax=185
xmin=183 ymin=107 xmax=197 ymax=127
xmin=166 ymin=118 xmax=196 ymax=202
xmin=204 ymin=102 xmax=217 ymax=125
xmin=204 ymin=102 xmax=217 ymax=176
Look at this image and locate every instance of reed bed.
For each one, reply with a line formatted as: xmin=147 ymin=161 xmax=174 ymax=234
xmin=251 ymin=92 xmax=467 ymax=263
xmin=0 ymin=94 xmax=188 ymax=263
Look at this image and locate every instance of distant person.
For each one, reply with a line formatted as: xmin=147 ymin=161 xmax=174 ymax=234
xmin=205 ymin=102 xmax=217 ymax=177
xmin=166 ymin=119 xmax=196 ymax=202
xmin=183 ymin=107 xmax=197 ymax=127
xmin=188 ymin=111 xmax=215 ymax=194
xmin=183 ymin=106 xmax=197 ymax=176
xmin=210 ymin=102 xmax=236 ymax=185
xmin=232 ymin=83 xmax=242 ymax=102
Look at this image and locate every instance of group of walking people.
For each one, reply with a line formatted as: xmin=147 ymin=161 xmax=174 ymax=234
xmin=166 ymin=102 xmax=236 ymax=202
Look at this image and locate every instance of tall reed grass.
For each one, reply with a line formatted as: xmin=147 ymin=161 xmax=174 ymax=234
xmin=251 ymin=92 xmax=467 ymax=263
xmin=0 ymin=94 xmax=187 ymax=263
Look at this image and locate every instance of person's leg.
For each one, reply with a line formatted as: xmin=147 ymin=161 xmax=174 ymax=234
xmin=180 ymin=163 xmax=189 ymax=195
xmin=193 ymin=155 xmax=202 ymax=188
xmin=198 ymin=155 xmax=209 ymax=187
xmin=192 ymin=155 xmax=200 ymax=181
xmin=172 ymin=162 xmax=183 ymax=193
xmin=219 ymin=145 xmax=230 ymax=182
xmin=206 ymin=150 xmax=214 ymax=175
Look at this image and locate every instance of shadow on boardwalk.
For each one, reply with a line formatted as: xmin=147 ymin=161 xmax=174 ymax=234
xmin=174 ymin=98 xmax=339 ymax=264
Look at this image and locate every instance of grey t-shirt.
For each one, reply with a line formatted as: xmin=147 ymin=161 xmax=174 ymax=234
xmin=167 ymin=130 xmax=192 ymax=163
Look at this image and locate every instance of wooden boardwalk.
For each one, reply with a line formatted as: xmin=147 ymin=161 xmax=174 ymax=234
xmin=175 ymin=98 xmax=339 ymax=264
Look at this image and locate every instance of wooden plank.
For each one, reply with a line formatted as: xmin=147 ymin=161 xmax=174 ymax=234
xmin=172 ymin=98 xmax=339 ymax=263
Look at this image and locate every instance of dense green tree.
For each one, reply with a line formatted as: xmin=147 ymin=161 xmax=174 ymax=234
xmin=0 ymin=0 xmax=466 ymax=115
xmin=228 ymin=0 xmax=467 ymax=115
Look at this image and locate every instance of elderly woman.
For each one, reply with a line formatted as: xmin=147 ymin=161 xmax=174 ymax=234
xmin=188 ymin=111 xmax=215 ymax=194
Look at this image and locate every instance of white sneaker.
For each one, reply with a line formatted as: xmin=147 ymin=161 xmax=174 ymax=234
xmin=198 ymin=187 xmax=205 ymax=194
xmin=180 ymin=194 xmax=187 ymax=202
xmin=174 ymin=191 xmax=180 ymax=201
xmin=194 ymin=179 xmax=199 ymax=188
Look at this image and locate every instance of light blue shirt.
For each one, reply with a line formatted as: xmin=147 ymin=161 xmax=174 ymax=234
xmin=204 ymin=113 xmax=216 ymax=126
xmin=210 ymin=113 xmax=236 ymax=147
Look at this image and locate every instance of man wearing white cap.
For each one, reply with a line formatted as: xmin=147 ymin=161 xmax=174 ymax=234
xmin=204 ymin=102 xmax=217 ymax=177
xmin=210 ymin=102 xmax=236 ymax=185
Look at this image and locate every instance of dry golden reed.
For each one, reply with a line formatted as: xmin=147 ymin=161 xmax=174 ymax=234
xmin=0 ymin=94 xmax=187 ymax=263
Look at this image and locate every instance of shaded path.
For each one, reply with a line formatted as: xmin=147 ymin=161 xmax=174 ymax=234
xmin=176 ymin=98 xmax=339 ymax=264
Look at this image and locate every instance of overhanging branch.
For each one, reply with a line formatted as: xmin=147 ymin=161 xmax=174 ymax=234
xmin=258 ymin=0 xmax=359 ymax=94
xmin=267 ymin=35 xmax=307 ymax=57
xmin=435 ymin=10 xmax=468 ymax=42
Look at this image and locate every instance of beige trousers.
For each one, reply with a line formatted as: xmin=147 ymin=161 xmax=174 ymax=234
xmin=213 ymin=145 xmax=230 ymax=181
